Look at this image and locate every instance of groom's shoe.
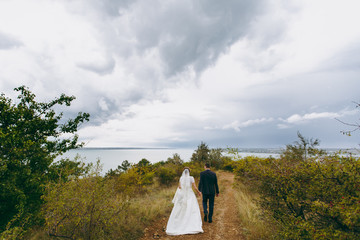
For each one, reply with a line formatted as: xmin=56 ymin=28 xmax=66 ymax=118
xmin=204 ymin=214 xmax=208 ymax=222
xmin=208 ymin=219 xmax=213 ymax=223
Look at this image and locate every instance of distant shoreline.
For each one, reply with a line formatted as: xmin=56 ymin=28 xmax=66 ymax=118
xmin=79 ymin=147 xmax=172 ymax=150
xmin=77 ymin=147 xmax=359 ymax=154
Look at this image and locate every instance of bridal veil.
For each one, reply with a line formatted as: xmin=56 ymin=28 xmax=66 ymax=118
xmin=165 ymin=168 xmax=203 ymax=235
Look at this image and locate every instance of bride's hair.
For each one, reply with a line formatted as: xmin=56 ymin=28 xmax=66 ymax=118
xmin=184 ymin=167 xmax=190 ymax=173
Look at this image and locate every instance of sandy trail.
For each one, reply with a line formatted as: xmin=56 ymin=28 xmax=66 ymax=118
xmin=141 ymin=171 xmax=245 ymax=240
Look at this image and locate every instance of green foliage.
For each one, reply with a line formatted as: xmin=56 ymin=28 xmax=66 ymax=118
xmin=190 ymin=142 xmax=225 ymax=169
xmin=114 ymin=159 xmax=155 ymax=195
xmin=221 ymin=155 xmax=237 ymax=171
xmin=42 ymin=160 xmax=177 ymax=240
xmin=0 ymin=226 xmax=27 ymax=240
xmin=137 ymin=158 xmax=151 ymax=168
xmin=282 ymin=131 xmax=326 ymax=161
xmin=0 ymin=86 xmax=89 ymax=231
xmin=48 ymin=155 xmax=91 ymax=183
xmin=120 ymin=159 xmax=131 ymax=171
xmin=232 ymin=134 xmax=360 ymax=239
xmin=43 ymin=162 xmax=134 ymax=240
xmin=156 ymin=165 xmax=178 ymax=186
xmin=166 ymin=153 xmax=184 ymax=165
xmin=209 ymin=148 xmax=224 ymax=169
xmin=190 ymin=141 xmax=210 ymax=164
xmin=155 ymin=154 xmax=185 ymax=185
xmin=105 ymin=160 xmax=132 ymax=177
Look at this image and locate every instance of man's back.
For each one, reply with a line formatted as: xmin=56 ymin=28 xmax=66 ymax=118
xmin=198 ymin=170 xmax=219 ymax=195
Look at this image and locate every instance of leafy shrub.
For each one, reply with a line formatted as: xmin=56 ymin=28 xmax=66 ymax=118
xmin=233 ymin=134 xmax=360 ymax=239
xmin=114 ymin=163 xmax=155 ymax=195
xmin=156 ymin=166 xmax=177 ymax=186
xmin=209 ymin=148 xmax=224 ymax=169
xmin=48 ymin=156 xmax=91 ymax=182
xmin=43 ymin=163 xmax=134 ymax=240
xmin=221 ymin=155 xmax=241 ymax=172
xmin=42 ymin=161 xmax=176 ymax=240
xmin=0 ymin=226 xmax=27 ymax=240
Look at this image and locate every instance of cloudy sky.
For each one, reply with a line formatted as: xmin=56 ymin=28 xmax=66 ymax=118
xmin=1 ymin=0 xmax=359 ymax=149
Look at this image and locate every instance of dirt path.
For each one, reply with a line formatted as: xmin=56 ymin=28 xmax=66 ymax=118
xmin=141 ymin=171 xmax=245 ymax=240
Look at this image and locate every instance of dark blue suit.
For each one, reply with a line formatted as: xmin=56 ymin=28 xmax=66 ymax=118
xmin=198 ymin=169 xmax=219 ymax=221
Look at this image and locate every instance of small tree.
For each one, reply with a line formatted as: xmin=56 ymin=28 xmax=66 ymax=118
xmin=166 ymin=153 xmax=184 ymax=165
xmin=190 ymin=142 xmax=210 ymax=165
xmin=0 ymin=86 xmax=89 ymax=231
xmin=282 ymin=131 xmax=325 ymax=162
xmin=105 ymin=160 xmax=132 ymax=177
xmin=209 ymin=148 xmax=223 ymax=169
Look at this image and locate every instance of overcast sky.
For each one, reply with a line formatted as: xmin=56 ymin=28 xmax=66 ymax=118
xmin=1 ymin=0 xmax=359 ymax=149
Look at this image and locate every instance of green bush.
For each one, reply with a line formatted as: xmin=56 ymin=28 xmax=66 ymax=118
xmin=41 ymin=161 xmax=177 ymax=240
xmin=43 ymin=163 xmax=134 ymax=240
xmin=114 ymin=161 xmax=155 ymax=195
xmin=156 ymin=166 xmax=177 ymax=186
xmin=233 ymin=134 xmax=360 ymax=239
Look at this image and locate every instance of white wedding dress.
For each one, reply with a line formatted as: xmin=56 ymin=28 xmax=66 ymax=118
xmin=165 ymin=169 xmax=203 ymax=235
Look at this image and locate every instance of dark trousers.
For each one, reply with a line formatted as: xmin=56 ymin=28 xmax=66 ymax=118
xmin=202 ymin=194 xmax=215 ymax=220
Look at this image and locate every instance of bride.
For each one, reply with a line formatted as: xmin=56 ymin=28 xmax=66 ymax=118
xmin=165 ymin=167 xmax=203 ymax=235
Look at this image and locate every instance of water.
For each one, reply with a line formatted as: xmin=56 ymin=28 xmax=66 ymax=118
xmin=59 ymin=148 xmax=194 ymax=172
xmin=58 ymin=148 xmax=281 ymax=173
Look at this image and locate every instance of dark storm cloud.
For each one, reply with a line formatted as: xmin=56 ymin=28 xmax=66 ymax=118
xmin=129 ymin=0 xmax=266 ymax=76
xmin=0 ymin=32 xmax=22 ymax=49
xmin=2 ymin=0 xmax=360 ymax=148
xmin=61 ymin=0 xmax=270 ymax=125
xmin=80 ymin=0 xmax=267 ymax=78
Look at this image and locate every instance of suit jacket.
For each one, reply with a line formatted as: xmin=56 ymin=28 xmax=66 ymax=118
xmin=198 ymin=169 xmax=219 ymax=195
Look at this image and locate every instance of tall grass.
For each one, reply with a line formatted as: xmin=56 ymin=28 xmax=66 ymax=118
xmin=24 ymin=182 xmax=176 ymax=240
xmin=234 ymin=181 xmax=278 ymax=240
xmin=108 ymin=185 xmax=176 ymax=240
xmin=125 ymin=185 xmax=176 ymax=231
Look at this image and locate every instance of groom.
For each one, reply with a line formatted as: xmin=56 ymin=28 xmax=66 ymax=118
xmin=198 ymin=162 xmax=219 ymax=223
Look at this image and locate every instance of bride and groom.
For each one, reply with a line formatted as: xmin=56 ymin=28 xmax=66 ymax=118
xmin=165 ymin=163 xmax=220 ymax=235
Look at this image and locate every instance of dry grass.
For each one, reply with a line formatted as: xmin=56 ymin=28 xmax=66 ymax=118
xmin=233 ymin=181 xmax=277 ymax=240
xmin=128 ymin=185 xmax=176 ymax=226
xmin=103 ymin=185 xmax=177 ymax=240
xmin=24 ymin=183 xmax=177 ymax=240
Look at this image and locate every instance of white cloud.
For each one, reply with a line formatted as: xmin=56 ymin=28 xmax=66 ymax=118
xmin=1 ymin=0 xmax=360 ymax=148
xmin=283 ymin=110 xmax=356 ymax=125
